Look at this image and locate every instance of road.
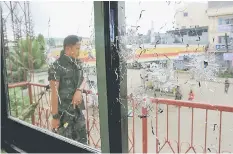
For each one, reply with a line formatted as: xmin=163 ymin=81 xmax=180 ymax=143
xmin=126 ymin=69 xmax=233 ymax=153
xmin=87 ymin=69 xmax=233 ymax=153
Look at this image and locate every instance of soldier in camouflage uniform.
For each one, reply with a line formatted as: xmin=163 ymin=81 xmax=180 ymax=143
xmin=175 ymin=86 xmax=182 ymax=100
xmin=48 ymin=35 xmax=87 ymax=144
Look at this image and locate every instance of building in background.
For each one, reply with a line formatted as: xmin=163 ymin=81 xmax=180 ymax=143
xmin=174 ymin=2 xmax=209 ymax=29
xmin=148 ymin=2 xmax=210 ymax=70
xmin=166 ymin=26 xmax=209 ymax=45
xmin=171 ymin=2 xmax=209 ymax=45
xmin=207 ymin=1 xmax=233 ymax=69
xmin=150 ymin=2 xmax=209 ymax=46
xmin=207 ymin=1 xmax=233 ymax=52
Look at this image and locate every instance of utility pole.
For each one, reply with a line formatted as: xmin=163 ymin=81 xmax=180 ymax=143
xmin=224 ymin=33 xmax=233 ymax=72
xmin=224 ymin=33 xmax=228 ymax=52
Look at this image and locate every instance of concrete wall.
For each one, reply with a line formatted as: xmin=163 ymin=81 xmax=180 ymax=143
xmin=208 ymin=1 xmax=233 ymax=9
xmin=175 ymin=2 xmax=209 ymax=29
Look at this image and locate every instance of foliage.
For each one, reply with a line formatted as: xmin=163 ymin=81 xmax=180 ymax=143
xmin=218 ymin=71 xmax=233 ymax=78
xmin=47 ymin=38 xmax=56 ymax=47
xmin=6 ymin=34 xmax=46 ymax=83
xmin=8 ymin=87 xmax=31 ymax=123
xmin=37 ymin=34 xmax=46 ymax=50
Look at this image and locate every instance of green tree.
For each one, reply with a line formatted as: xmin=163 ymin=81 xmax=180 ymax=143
xmin=37 ymin=34 xmax=45 ymax=51
xmin=8 ymin=87 xmax=30 ymax=119
xmin=6 ymin=35 xmax=46 ymax=83
xmin=8 ymin=87 xmax=39 ymax=124
xmin=48 ymin=38 xmax=56 ymax=47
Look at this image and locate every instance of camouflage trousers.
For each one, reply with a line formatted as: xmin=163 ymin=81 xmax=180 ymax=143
xmin=58 ymin=106 xmax=87 ymax=144
xmin=225 ymin=85 xmax=229 ymax=93
xmin=175 ymin=94 xmax=182 ymax=100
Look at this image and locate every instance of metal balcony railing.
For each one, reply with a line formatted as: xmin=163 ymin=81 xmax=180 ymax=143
xmin=8 ymin=82 xmax=233 ymax=153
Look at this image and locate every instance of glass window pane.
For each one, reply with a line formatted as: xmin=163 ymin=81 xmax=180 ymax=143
xmin=124 ymin=1 xmax=233 ymax=153
xmin=218 ymin=18 xmax=223 ymax=25
xmin=183 ymin=12 xmax=188 ymax=17
xmin=230 ymin=18 xmax=233 ymax=24
xmin=2 ymin=1 xmax=101 ymax=149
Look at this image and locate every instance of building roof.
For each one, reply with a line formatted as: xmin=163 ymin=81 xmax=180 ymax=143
xmin=167 ymin=26 xmax=208 ymax=33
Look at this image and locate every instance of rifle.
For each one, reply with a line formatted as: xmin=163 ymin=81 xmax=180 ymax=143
xmin=18 ymin=85 xmax=50 ymax=121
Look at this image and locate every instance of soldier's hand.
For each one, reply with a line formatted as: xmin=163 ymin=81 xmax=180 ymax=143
xmin=72 ymin=90 xmax=82 ymax=109
xmin=52 ymin=119 xmax=60 ymax=131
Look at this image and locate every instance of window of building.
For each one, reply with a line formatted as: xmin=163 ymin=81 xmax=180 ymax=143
xmin=218 ymin=36 xmax=223 ymax=44
xmin=225 ymin=19 xmax=230 ymax=24
xmin=188 ymin=30 xmax=195 ymax=36
xmin=172 ymin=30 xmax=187 ymax=37
xmin=196 ymin=30 xmax=203 ymax=36
xmin=187 ymin=29 xmax=203 ymax=36
xmin=218 ymin=18 xmax=223 ymax=25
xmin=218 ymin=17 xmax=233 ymax=25
xmin=183 ymin=12 xmax=188 ymax=17
xmin=218 ymin=36 xmax=230 ymax=44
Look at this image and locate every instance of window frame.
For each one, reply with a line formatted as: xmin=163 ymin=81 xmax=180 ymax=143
xmin=94 ymin=1 xmax=128 ymax=153
xmin=218 ymin=36 xmax=230 ymax=44
xmin=218 ymin=18 xmax=223 ymax=25
xmin=218 ymin=17 xmax=233 ymax=25
xmin=1 ymin=1 xmax=127 ymax=153
xmin=0 ymin=4 xmax=98 ymax=153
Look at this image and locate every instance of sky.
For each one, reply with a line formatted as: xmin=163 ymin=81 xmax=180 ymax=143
xmin=3 ymin=1 xmax=207 ymax=39
xmin=30 ymin=1 xmax=177 ymax=38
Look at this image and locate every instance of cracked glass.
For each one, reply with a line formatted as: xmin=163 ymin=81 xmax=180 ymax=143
xmin=2 ymin=1 xmax=233 ymax=153
xmin=2 ymin=1 xmax=100 ymax=149
xmin=122 ymin=1 xmax=233 ymax=153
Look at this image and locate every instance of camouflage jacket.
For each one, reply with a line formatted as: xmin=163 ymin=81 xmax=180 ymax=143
xmin=175 ymin=89 xmax=182 ymax=99
xmin=48 ymin=54 xmax=85 ymax=110
xmin=225 ymin=80 xmax=230 ymax=87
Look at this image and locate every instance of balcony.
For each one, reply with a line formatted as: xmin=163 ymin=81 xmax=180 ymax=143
xmin=8 ymin=82 xmax=233 ymax=153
